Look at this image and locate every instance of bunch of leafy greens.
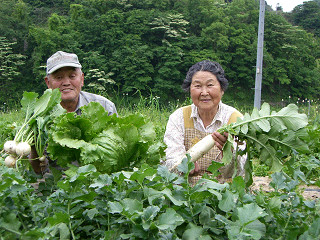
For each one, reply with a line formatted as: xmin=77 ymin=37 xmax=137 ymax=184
xmin=14 ymin=89 xmax=65 ymax=158
xmin=47 ymin=102 xmax=163 ymax=173
xmin=217 ymin=103 xmax=309 ymax=183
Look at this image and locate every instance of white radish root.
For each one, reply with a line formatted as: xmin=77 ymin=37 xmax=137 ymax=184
xmin=169 ymin=134 xmax=215 ymax=171
xmin=5 ymin=155 xmax=17 ymax=168
xmin=15 ymin=142 xmax=31 ymax=157
xmin=3 ymin=140 xmax=17 ymax=155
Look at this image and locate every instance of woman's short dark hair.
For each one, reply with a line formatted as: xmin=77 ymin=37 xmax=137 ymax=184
xmin=182 ymin=60 xmax=229 ymax=92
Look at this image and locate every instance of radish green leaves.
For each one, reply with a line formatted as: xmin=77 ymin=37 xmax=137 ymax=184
xmin=218 ymin=103 xmax=309 ymax=172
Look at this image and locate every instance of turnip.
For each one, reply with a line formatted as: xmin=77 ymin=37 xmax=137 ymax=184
xmin=0 ymin=90 xmax=65 ymax=172
xmin=5 ymin=155 xmax=17 ymax=168
xmin=11 ymin=89 xmax=65 ymax=163
xmin=169 ymin=134 xmax=215 ymax=171
xmin=15 ymin=142 xmax=31 ymax=157
xmin=3 ymin=140 xmax=17 ymax=155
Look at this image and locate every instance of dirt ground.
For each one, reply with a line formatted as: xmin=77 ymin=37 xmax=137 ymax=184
xmin=251 ymin=176 xmax=320 ymax=201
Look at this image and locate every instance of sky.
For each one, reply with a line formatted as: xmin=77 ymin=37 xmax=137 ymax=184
xmin=265 ymin=0 xmax=312 ymax=12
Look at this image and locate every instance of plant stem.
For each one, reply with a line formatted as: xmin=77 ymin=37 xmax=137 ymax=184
xmin=0 ymin=226 xmax=21 ymax=235
xmin=221 ymin=114 xmax=277 ymax=131
xmin=232 ymin=143 xmax=239 ymax=178
xmin=17 ymin=213 xmax=28 ymax=230
xmin=277 ymin=201 xmax=293 ymax=240
xmin=25 ymin=193 xmax=38 ymax=225
xmin=68 ymin=201 xmax=76 ymax=240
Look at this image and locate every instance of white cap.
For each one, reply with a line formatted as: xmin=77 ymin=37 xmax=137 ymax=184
xmin=46 ymin=51 xmax=82 ymax=74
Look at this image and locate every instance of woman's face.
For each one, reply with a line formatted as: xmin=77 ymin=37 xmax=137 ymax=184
xmin=190 ymin=71 xmax=224 ymax=114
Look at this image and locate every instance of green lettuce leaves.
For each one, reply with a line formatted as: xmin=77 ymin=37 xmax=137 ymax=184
xmin=47 ymin=102 xmax=163 ymax=173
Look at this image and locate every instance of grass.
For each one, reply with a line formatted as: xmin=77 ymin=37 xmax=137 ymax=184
xmin=0 ymin=110 xmax=24 ymax=148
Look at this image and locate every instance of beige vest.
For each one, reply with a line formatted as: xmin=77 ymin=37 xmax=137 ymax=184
xmin=182 ymin=105 xmax=243 ymax=185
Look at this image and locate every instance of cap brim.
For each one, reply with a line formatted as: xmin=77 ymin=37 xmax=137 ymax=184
xmin=47 ymin=63 xmax=82 ymax=74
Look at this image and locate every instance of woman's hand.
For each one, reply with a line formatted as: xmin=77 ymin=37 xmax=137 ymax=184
xmin=189 ymin=161 xmax=200 ymax=176
xmin=212 ymin=132 xmax=228 ymax=151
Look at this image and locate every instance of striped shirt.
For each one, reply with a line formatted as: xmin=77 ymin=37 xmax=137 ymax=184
xmin=75 ymin=91 xmax=118 ymax=116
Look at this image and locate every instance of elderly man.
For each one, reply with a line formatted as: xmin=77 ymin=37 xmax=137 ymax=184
xmin=45 ymin=51 xmax=117 ymax=115
xmin=30 ymin=51 xmax=118 ymax=174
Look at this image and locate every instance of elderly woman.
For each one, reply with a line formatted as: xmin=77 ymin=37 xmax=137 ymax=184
xmin=163 ymin=60 xmax=246 ymax=184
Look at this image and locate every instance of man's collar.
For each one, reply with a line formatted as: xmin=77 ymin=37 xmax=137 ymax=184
xmin=74 ymin=91 xmax=83 ymax=114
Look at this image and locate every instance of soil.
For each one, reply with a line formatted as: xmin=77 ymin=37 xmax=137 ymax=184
xmin=251 ymin=176 xmax=320 ymax=201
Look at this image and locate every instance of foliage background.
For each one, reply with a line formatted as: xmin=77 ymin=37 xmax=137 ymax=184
xmin=0 ymin=0 xmax=320 ymax=108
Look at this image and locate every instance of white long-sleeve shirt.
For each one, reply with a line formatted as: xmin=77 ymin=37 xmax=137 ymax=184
xmin=163 ymin=102 xmax=246 ymax=171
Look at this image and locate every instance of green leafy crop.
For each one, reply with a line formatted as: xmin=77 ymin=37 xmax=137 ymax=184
xmin=47 ymin=102 xmax=164 ymax=173
xmin=17 ymin=89 xmax=66 ymax=158
xmin=218 ymin=103 xmax=309 ymax=183
xmin=0 ymin=89 xmax=65 ymax=165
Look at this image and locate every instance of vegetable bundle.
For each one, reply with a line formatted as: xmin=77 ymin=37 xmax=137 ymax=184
xmin=46 ymin=102 xmax=164 ymax=173
xmin=1 ymin=89 xmax=65 ymax=168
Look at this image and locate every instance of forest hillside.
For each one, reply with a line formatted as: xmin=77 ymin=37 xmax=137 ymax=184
xmin=1 ymin=0 xmax=320 ymax=108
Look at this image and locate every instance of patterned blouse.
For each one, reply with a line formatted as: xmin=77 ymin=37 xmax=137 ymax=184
xmin=163 ymin=101 xmax=246 ymax=177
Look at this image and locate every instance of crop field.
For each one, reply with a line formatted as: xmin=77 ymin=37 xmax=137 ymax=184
xmin=0 ymin=92 xmax=319 ymax=239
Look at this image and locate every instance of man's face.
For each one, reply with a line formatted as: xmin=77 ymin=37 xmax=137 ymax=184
xmin=45 ymin=67 xmax=84 ymax=104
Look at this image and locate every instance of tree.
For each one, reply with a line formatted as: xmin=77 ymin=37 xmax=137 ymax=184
xmin=199 ymin=0 xmax=259 ymax=101
xmin=0 ymin=0 xmax=31 ymax=53
xmin=0 ymin=37 xmax=26 ymax=107
xmin=1 ymin=0 xmax=320 ymax=106
xmin=28 ymin=12 xmax=81 ymax=85
xmin=291 ymin=0 xmax=320 ymax=37
xmin=263 ymin=12 xmax=320 ymax=98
